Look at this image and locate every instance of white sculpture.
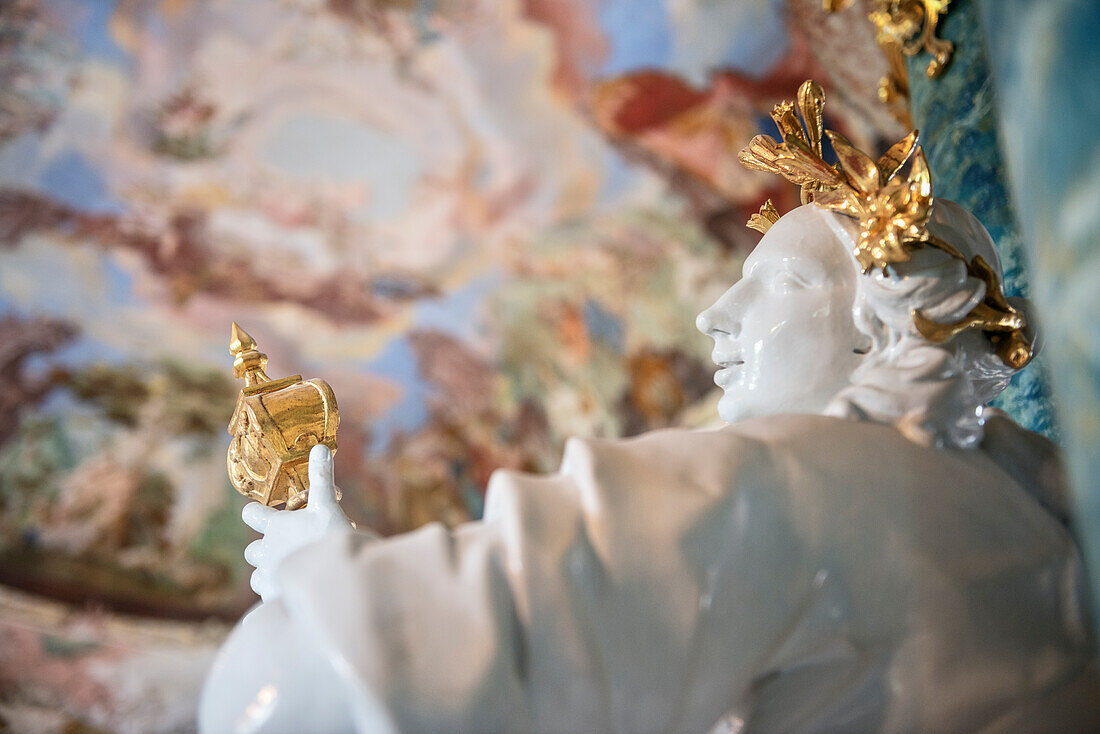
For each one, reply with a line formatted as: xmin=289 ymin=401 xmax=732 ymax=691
xmin=199 ymin=84 xmax=1099 ymax=732
xmin=199 ymin=201 xmax=1097 ymax=734
xmin=699 ymin=201 xmax=1022 ymax=450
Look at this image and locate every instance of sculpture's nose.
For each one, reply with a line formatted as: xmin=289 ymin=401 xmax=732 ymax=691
xmin=696 ymin=304 xmax=740 ymax=339
xmin=695 ymin=310 xmax=715 ymax=336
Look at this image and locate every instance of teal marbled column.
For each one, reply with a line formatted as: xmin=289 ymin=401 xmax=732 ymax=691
xmin=904 ymin=0 xmax=1057 ymax=438
xmin=977 ymin=0 xmax=1100 ymax=638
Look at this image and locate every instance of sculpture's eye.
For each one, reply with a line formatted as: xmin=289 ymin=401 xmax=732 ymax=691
xmin=764 ymin=263 xmax=821 ymax=292
xmin=773 ymin=273 xmax=805 ymax=291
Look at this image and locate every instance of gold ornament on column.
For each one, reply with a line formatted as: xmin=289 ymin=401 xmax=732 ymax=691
xmin=825 ymin=0 xmax=954 ymax=122
xmin=226 ymin=322 xmax=339 ymax=510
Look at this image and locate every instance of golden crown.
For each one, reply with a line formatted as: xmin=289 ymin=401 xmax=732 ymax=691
xmin=738 ymin=80 xmax=1033 ymax=370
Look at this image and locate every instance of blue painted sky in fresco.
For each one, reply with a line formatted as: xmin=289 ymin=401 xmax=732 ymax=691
xmin=978 ymin=0 xmax=1100 ymax=633
xmin=598 ymin=0 xmax=788 ymax=81
xmin=0 ymin=0 xmax=131 ymax=215
xmin=40 ymin=150 xmax=124 ymax=214
xmin=598 ymin=0 xmax=672 ymax=75
xmin=66 ymin=0 xmax=131 ymax=67
xmin=719 ymin=5 xmax=788 ymax=76
xmin=0 ymin=242 xmax=136 ymax=386
xmin=367 ymin=273 xmax=500 ymax=453
xmin=0 ymin=240 xmax=135 ymax=321
xmin=0 ymin=132 xmax=42 ymax=189
xmin=584 ymin=298 xmax=624 ymax=352
xmin=365 ymin=336 xmax=429 ymax=454
xmin=596 ymin=149 xmax=637 ymax=207
xmin=0 ymin=134 xmax=126 ymax=216
xmin=414 ymin=272 xmax=500 ymax=341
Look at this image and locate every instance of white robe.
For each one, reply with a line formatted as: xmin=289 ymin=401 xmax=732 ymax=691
xmin=207 ymin=415 xmax=1098 ymax=733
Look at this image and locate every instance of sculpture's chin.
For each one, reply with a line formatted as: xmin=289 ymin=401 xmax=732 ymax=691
xmin=716 ymin=383 xmax=836 ymax=424
xmin=716 ymin=389 xmax=751 ymax=424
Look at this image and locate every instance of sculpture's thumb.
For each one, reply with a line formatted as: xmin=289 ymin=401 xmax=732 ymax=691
xmin=306 ymin=444 xmax=338 ymax=513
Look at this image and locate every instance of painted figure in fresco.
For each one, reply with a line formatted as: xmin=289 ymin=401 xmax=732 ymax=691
xmin=199 ymin=87 xmax=1099 ymax=733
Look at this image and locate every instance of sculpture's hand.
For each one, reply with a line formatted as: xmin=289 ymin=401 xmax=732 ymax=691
xmin=241 ymin=444 xmax=352 ymax=603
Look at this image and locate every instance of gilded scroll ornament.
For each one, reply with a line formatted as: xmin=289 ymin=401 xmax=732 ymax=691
xmin=739 ymin=80 xmax=1031 ymax=369
xmin=826 ymin=0 xmax=953 ymax=123
xmin=882 ymin=0 xmax=952 ymax=79
xmin=226 ymin=322 xmax=339 ymax=509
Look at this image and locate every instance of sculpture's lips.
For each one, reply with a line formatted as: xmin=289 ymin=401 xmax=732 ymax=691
xmin=711 ymin=351 xmax=744 ymax=369
xmin=713 ymin=359 xmax=744 ymax=388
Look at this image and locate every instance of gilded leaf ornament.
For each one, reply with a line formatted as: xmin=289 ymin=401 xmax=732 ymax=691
xmin=739 ymin=80 xmax=1032 ymax=369
xmin=747 ymin=200 xmax=781 ymax=234
xmin=737 ymin=81 xmax=842 ymax=206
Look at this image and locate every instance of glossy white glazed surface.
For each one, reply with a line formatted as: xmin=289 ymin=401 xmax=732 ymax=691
xmin=696 ymin=205 xmax=867 ymax=424
xmin=200 ymin=203 xmax=1099 ymax=733
xmin=238 ymin=446 xmax=358 ymax=604
xmin=201 ymin=423 xmax=1097 ymax=733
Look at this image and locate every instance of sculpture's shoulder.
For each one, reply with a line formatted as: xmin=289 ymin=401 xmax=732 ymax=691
xmin=500 ymin=412 xmax=1067 ymax=539
xmin=979 ymin=409 xmax=1071 ymax=523
xmin=733 ymin=413 xmax=1073 ymax=547
xmin=558 ymin=413 xmax=1007 ymax=501
xmin=487 ymin=415 xmax=1092 ymax=732
xmin=577 ymin=413 xmax=1079 ymax=579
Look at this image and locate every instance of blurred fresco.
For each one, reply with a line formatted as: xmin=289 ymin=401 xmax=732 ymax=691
xmin=979 ymin=0 xmax=1100 ymax=637
xmin=0 ymin=0 xmax=904 ymax=730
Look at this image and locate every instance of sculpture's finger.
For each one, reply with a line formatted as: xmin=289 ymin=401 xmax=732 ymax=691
xmin=306 ymin=444 xmax=339 ymax=513
xmin=243 ymin=538 xmax=265 ymax=568
xmin=242 ymin=502 xmax=277 ymax=533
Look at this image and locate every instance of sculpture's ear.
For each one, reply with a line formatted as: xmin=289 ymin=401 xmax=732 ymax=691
xmin=1007 ymin=296 xmax=1042 ymax=362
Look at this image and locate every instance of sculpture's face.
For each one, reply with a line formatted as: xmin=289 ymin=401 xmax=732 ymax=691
xmin=696 ymin=205 xmax=867 ymax=423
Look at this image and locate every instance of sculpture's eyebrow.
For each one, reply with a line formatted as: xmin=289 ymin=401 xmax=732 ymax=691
xmin=746 ymin=255 xmax=826 ymax=285
xmin=780 ymin=257 xmax=827 ymax=285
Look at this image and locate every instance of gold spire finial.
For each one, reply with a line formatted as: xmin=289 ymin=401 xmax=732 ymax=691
xmin=229 ymin=322 xmax=270 ymax=386
xmin=229 ymin=321 xmax=253 ymax=352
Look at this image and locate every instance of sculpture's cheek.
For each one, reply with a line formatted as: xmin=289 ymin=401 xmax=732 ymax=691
xmin=715 ymin=286 xmax=861 ymax=423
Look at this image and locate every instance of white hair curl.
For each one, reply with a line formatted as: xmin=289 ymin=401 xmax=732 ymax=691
xmin=821 ymin=200 xmax=1026 ymax=449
